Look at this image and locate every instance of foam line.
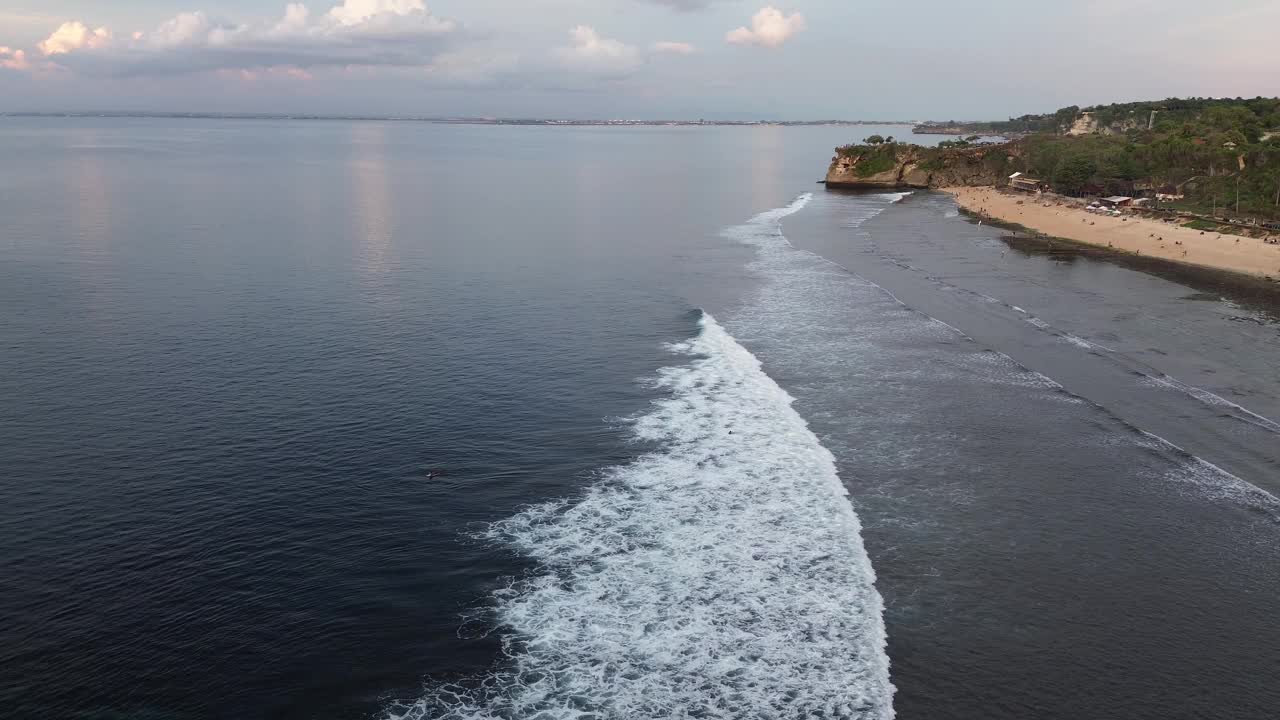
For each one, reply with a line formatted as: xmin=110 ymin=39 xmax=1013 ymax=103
xmin=386 ymin=310 xmax=895 ymax=718
xmin=1143 ymin=373 xmax=1280 ymax=434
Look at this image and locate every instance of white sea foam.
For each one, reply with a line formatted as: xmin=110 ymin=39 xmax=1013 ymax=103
xmin=386 ymin=231 xmax=894 ymax=717
xmin=1134 ymin=432 xmax=1280 ymax=519
xmin=1060 ymin=334 xmax=1094 ymax=350
xmin=1025 ymin=317 xmax=1051 ymax=330
xmin=755 ymin=191 xmax=813 ymax=232
xmin=1022 ymin=316 xmax=1114 ymax=352
xmin=1142 ymin=373 xmax=1280 ymax=434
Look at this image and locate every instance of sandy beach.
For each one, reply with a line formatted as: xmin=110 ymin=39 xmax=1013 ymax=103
xmin=943 ymin=186 xmax=1280 ymax=280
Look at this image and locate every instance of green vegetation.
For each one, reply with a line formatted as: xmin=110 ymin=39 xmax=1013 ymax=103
xmin=838 ymin=98 xmax=1280 ymax=219
xmin=985 ymin=97 xmax=1280 ymax=220
xmin=925 ymin=98 xmax=1280 ymax=138
xmin=835 ymin=139 xmax=1008 ymax=180
xmin=836 ymin=142 xmax=900 ymax=177
xmin=917 ymin=156 xmax=946 ymax=172
xmin=919 ymin=105 xmax=1079 ymax=135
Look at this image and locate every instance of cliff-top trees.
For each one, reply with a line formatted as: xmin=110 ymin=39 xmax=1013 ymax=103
xmin=1053 ymin=154 xmax=1098 ymax=195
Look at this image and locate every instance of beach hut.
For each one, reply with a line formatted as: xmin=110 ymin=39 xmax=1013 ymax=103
xmin=1008 ymin=172 xmax=1044 ymax=193
xmin=1099 ymin=196 xmax=1133 ymax=208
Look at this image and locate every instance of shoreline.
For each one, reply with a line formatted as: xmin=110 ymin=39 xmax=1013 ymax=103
xmin=942 ymin=186 xmax=1280 ymax=283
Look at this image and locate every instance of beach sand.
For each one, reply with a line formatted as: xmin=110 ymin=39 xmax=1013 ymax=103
xmin=943 ymin=186 xmax=1280 ymax=280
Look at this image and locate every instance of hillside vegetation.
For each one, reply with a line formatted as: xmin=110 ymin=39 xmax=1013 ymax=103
xmin=911 ymin=98 xmax=1280 ymax=220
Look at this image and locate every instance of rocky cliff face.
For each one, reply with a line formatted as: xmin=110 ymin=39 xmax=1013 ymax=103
xmin=1066 ymin=111 xmax=1150 ymax=137
xmin=824 ymin=141 xmax=1020 ymax=189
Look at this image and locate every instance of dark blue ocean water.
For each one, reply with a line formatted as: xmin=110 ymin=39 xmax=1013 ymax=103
xmin=3 ymin=119 xmax=1279 ymax=720
xmin=0 ymin=120 xmax=892 ymax=719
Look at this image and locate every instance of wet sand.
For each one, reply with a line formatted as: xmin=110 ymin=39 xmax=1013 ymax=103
xmin=943 ymin=186 xmax=1280 ymax=280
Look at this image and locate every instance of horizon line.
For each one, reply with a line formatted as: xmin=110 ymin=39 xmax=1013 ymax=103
xmin=0 ymin=111 xmax=927 ymax=126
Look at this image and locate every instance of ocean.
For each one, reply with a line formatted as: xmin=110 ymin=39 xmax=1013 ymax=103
xmin=2 ymin=118 xmax=1278 ymax=720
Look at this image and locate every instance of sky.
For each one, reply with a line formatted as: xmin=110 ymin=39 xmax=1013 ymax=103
xmin=1 ymin=0 xmax=1277 ymax=119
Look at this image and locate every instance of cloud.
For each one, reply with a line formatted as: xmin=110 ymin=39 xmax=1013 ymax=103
xmin=650 ymin=41 xmax=696 ymax=55
xmin=0 ymin=46 xmax=31 ymax=71
xmin=37 ymin=21 xmax=113 ymax=56
xmin=328 ymin=0 xmax=434 ymax=25
xmin=32 ymin=0 xmax=458 ymax=76
xmin=726 ymin=7 xmax=805 ymax=48
xmin=553 ymin=26 xmax=640 ymax=75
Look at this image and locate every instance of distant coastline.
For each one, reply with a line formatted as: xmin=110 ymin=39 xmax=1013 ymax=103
xmin=0 ymin=111 xmax=919 ymax=127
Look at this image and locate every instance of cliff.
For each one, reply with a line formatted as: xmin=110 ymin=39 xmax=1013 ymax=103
xmin=1064 ymin=110 xmax=1156 ymax=136
xmin=824 ymin=141 xmax=1021 ymax=189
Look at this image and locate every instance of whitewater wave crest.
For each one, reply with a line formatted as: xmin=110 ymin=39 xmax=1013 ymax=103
xmin=387 ymin=310 xmax=894 ymax=719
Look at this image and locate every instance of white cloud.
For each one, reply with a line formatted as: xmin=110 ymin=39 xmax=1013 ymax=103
xmin=329 ymin=0 xmax=425 ymax=25
xmin=278 ymin=3 xmax=312 ymax=32
xmin=553 ymin=26 xmax=640 ymax=75
xmin=726 ymin=7 xmax=805 ymax=48
xmin=0 ymin=46 xmax=31 ymax=70
xmin=31 ymin=0 xmax=458 ymax=76
xmin=37 ymin=22 xmax=113 ymax=56
xmin=651 ymin=41 xmax=696 ymax=55
xmin=146 ymin=12 xmax=228 ymax=49
xmin=323 ymin=0 xmax=455 ymax=36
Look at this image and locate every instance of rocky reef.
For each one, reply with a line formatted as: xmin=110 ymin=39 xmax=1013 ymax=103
xmin=824 ymin=141 xmax=1022 ymax=189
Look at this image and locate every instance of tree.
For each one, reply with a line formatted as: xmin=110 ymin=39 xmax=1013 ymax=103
xmin=1101 ymin=149 xmax=1141 ymax=180
xmin=1054 ymin=154 xmax=1097 ymax=194
xmin=865 ymin=135 xmax=885 ymax=145
xmin=1053 ymin=105 xmax=1081 ymax=131
xmin=1267 ymin=165 xmax=1280 ymax=207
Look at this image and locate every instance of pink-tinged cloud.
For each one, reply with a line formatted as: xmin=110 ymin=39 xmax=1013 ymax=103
xmin=37 ymin=22 xmax=113 ymax=56
xmin=726 ymin=7 xmax=805 ymax=48
xmin=0 ymin=46 xmax=31 ymax=70
xmin=29 ymin=0 xmax=458 ymax=76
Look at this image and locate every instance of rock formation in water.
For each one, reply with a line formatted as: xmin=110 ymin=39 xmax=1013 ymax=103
xmin=824 ymin=141 xmax=1024 ymax=189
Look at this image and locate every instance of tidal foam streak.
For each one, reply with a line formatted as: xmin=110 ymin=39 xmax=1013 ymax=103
xmin=390 ymin=309 xmax=893 ymax=719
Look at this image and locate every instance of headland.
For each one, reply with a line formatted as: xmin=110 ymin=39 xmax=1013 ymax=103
xmin=825 ymin=98 xmax=1280 ymax=281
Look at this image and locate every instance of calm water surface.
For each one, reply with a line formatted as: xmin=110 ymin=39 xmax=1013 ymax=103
xmin=2 ymin=119 xmax=1278 ymax=720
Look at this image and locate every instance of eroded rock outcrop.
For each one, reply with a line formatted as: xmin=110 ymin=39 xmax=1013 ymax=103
xmin=824 ymin=141 xmax=1023 ymax=189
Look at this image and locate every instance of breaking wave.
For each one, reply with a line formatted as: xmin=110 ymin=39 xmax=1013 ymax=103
xmin=386 ymin=201 xmax=894 ymax=719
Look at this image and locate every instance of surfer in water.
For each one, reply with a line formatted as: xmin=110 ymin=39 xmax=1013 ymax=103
xmin=424 ymin=469 xmax=445 ymax=480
